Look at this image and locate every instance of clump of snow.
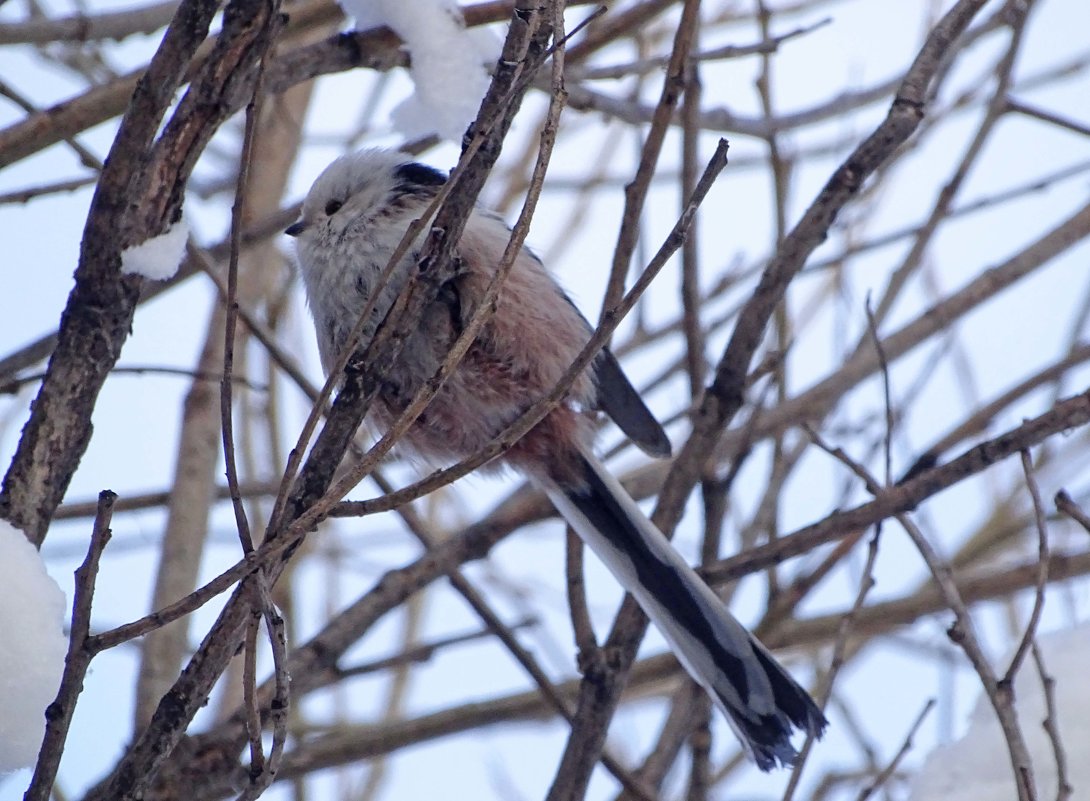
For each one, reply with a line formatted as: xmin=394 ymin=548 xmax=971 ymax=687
xmin=909 ymin=623 xmax=1090 ymax=800
xmin=0 ymin=521 xmax=68 ymax=773
xmin=341 ymin=0 xmax=497 ymax=142
xmin=120 ymin=218 xmax=189 ymax=280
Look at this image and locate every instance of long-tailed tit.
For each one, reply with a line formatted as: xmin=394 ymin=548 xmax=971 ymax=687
xmin=286 ymin=149 xmax=826 ymax=769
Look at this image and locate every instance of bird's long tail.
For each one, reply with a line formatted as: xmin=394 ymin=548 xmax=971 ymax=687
xmin=538 ymin=444 xmax=827 ymax=770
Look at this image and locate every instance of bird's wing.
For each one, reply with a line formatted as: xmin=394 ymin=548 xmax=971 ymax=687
xmin=593 ymin=346 xmax=672 ymax=458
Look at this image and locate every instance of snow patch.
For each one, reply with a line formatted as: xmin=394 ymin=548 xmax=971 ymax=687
xmin=341 ymin=0 xmax=498 ymax=142
xmin=909 ymin=623 xmax=1090 ymax=800
xmin=0 ymin=521 xmax=68 ymax=773
xmin=120 ymin=218 xmax=189 ymax=280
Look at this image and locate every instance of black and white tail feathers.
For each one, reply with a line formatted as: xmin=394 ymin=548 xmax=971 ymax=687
xmin=539 ymin=445 xmax=826 ymax=770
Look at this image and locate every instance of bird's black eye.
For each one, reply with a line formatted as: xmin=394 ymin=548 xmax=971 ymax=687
xmin=324 ymin=199 xmax=343 ymax=216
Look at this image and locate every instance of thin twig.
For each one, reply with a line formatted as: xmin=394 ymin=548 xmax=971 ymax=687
xmin=598 ymin=0 xmax=700 ymax=320
xmin=574 ymin=17 xmax=830 ymax=80
xmin=802 ymin=418 xmax=1038 ymax=800
xmin=565 ymin=527 xmax=599 ymax=661
xmin=0 ymin=175 xmax=98 ymax=204
xmin=241 ymin=609 xmax=265 ymax=778
xmin=1003 ymin=450 xmax=1050 ymax=683
xmin=1005 ymin=96 xmax=1090 ymax=138
xmin=1030 ymin=644 xmax=1072 ymax=801
xmin=238 ymin=572 xmax=290 ymax=801
xmin=1055 ymin=490 xmax=1090 ymax=535
xmin=335 ymin=617 xmax=538 ymax=678
xmin=854 ymin=699 xmax=936 ymax=801
xmin=905 ymin=520 xmax=1036 ymax=801
xmin=865 ymin=297 xmax=895 ymax=486
xmin=24 ymin=491 xmax=115 ymax=801
xmin=0 ymin=364 xmax=268 ymax=395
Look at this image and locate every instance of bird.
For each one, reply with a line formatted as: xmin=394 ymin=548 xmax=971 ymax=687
xmin=286 ymin=148 xmax=827 ymax=769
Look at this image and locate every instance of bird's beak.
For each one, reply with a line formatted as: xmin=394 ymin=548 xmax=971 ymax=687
xmin=285 ymin=220 xmax=306 ymax=237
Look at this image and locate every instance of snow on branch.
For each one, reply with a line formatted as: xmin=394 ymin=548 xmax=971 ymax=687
xmin=0 ymin=521 xmax=67 ymax=773
xmin=120 ymin=218 xmax=189 ymax=280
xmin=341 ymin=0 xmax=496 ymax=142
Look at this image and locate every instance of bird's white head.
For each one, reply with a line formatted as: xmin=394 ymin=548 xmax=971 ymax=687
xmin=285 ymin=148 xmax=446 ymax=243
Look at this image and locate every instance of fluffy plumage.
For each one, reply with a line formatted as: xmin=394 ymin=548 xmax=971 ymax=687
xmin=287 ymin=148 xmax=826 ymax=768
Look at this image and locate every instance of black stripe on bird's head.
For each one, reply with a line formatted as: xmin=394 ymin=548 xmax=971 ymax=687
xmin=393 ymin=162 xmax=447 ymax=199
